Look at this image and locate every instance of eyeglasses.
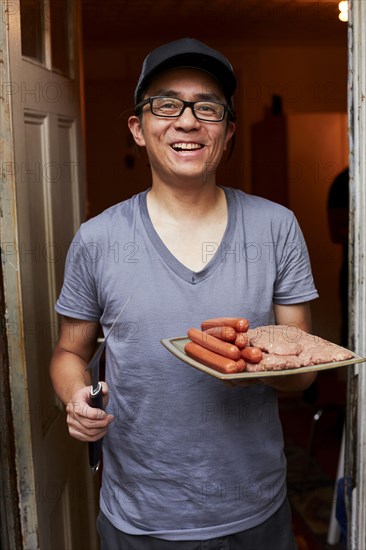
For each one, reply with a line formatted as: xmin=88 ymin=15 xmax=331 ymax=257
xmin=135 ymin=96 xmax=234 ymax=122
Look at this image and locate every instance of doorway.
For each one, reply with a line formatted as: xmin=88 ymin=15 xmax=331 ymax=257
xmin=3 ymin=1 xmax=366 ymax=548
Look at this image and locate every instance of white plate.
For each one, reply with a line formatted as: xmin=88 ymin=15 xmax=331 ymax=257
xmin=161 ymin=336 xmax=366 ymax=380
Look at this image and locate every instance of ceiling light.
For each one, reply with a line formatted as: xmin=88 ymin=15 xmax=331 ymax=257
xmin=338 ymin=0 xmax=348 ymax=22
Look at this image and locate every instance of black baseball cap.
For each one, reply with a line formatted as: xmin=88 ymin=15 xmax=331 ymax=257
xmin=134 ymin=37 xmax=237 ymax=106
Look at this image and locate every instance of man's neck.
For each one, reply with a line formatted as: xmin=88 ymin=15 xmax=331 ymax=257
xmin=147 ymin=181 xmax=223 ymax=222
xmin=145 ymin=183 xmax=228 ymax=272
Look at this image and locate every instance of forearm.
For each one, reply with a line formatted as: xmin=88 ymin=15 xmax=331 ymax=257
xmin=49 ymin=316 xmax=100 ymax=404
xmin=263 ymin=301 xmax=317 ymax=391
xmin=50 ymin=348 xmax=91 ymax=405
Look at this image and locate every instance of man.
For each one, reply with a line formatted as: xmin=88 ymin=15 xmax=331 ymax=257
xmin=50 ymin=38 xmax=318 ymax=549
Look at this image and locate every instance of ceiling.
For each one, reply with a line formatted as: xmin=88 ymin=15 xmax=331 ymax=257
xmin=82 ymin=0 xmax=347 ymax=45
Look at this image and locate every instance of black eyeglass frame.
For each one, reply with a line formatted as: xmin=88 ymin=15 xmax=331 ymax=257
xmin=135 ymin=96 xmax=236 ymax=122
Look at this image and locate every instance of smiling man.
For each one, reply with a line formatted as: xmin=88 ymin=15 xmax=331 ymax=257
xmin=50 ymin=38 xmax=318 ymax=549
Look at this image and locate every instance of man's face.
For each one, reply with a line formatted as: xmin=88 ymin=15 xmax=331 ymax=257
xmin=128 ymin=68 xmax=235 ymax=186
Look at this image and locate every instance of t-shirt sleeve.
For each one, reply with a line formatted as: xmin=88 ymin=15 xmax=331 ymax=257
xmin=273 ymin=214 xmax=319 ymax=305
xmin=55 ymin=228 xmax=102 ymax=321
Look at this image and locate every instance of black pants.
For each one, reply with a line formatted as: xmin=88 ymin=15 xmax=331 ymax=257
xmin=97 ymin=498 xmax=298 ymax=550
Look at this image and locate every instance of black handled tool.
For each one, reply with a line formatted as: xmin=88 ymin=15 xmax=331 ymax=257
xmin=86 ymin=296 xmax=131 ymax=473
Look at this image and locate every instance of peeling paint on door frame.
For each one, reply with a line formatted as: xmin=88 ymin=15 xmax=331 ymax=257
xmin=0 ymin=2 xmax=39 ymax=548
xmin=346 ymin=1 xmax=366 ymax=548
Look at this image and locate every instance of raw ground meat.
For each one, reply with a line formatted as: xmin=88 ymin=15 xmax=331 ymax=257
xmin=246 ymin=353 xmax=302 ymax=372
xmin=298 ymin=343 xmax=353 ymax=366
xmin=246 ymin=325 xmax=353 ymax=371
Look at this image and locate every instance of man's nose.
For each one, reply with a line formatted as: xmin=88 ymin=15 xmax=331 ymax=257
xmin=174 ymin=105 xmax=200 ymax=128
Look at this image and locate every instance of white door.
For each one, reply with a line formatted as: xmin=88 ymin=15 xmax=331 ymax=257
xmin=1 ymin=1 xmax=99 ymax=548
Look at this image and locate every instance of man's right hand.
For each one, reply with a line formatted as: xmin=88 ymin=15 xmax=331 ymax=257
xmin=66 ymin=383 xmax=114 ymax=442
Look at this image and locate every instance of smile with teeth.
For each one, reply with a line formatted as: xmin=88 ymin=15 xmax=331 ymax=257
xmin=171 ymin=143 xmax=204 ymax=151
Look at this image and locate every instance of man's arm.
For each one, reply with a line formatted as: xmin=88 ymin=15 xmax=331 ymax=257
xmin=260 ymin=302 xmax=317 ymax=391
xmin=49 ymin=317 xmax=114 ymax=442
xmin=273 ymin=302 xmax=312 ymax=332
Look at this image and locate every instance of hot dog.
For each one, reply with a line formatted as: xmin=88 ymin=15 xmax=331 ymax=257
xmin=203 ymin=325 xmax=237 ymax=342
xmin=201 ymin=317 xmax=249 ymax=333
xmin=241 ymin=346 xmax=263 ymax=364
xmin=235 ymin=318 xmax=250 ymax=333
xmin=185 ymin=341 xmax=245 ymax=374
xmin=235 ymin=358 xmax=247 ymax=372
xmin=234 ymin=333 xmax=248 ymax=349
xmin=188 ymin=327 xmax=241 ymax=360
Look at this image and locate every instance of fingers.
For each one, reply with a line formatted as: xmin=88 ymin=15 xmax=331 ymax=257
xmin=66 ymin=385 xmax=114 ymax=442
xmin=101 ymin=381 xmax=110 ymax=409
xmin=66 ymin=402 xmax=114 ymax=442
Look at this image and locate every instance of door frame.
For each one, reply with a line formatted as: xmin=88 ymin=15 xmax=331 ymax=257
xmin=0 ymin=2 xmax=39 ymax=547
xmin=347 ymin=1 xmax=366 ymax=548
xmin=0 ymin=262 xmax=22 ymax=550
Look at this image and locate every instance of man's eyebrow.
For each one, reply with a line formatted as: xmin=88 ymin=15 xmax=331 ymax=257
xmin=152 ymin=89 xmax=224 ymax=102
xmin=153 ymin=89 xmax=179 ymax=97
xmin=195 ymin=92 xmax=223 ymax=102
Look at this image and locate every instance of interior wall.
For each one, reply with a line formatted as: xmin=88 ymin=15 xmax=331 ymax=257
xmin=235 ymin=44 xmax=347 ymax=186
xmin=287 ymin=113 xmax=348 ymax=342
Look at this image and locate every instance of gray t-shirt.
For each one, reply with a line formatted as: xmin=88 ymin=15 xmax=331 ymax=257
xmin=56 ymin=187 xmax=318 ymax=540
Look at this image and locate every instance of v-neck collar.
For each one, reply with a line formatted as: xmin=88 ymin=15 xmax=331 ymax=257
xmin=139 ymin=187 xmax=237 ymax=285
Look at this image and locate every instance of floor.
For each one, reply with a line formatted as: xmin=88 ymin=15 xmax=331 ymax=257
xmin=278 ymin=370 xmax=347 ymax=550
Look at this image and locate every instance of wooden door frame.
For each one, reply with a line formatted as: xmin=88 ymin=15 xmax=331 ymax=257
xmin=347 ymin=1 xmax=366 ymax=548
xmin=0 ymin=2 xmax=39 ymax=548
xmin=0 ymin=261 xmax=22 ymax=550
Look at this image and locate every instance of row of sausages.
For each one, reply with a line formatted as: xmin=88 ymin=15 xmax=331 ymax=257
xmin=184 ymin=317 xmax=263 ymax=374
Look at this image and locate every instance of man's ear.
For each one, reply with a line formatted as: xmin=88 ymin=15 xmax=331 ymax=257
xmin=128 ymin=115 xmax=145 ymax=147
xmin=224 ymin=121 xmax=236 ymax=151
